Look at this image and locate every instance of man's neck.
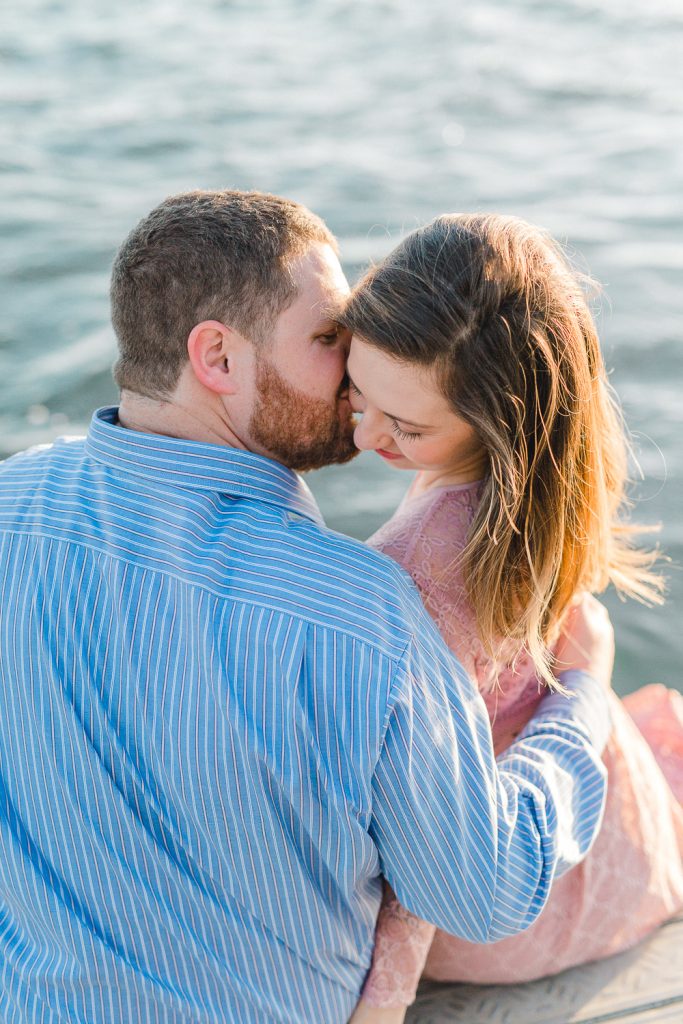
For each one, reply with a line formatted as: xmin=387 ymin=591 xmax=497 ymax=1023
xmin=117 ymin=391 xmax=247 ymax=449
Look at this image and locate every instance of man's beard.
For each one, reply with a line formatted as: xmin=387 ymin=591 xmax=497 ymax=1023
xmin=249 ymin=357 xmax=358 ymax=472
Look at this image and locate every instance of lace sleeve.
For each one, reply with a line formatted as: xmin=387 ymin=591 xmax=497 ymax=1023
xmin=360 ymin=883 xmax=436 ymax=1008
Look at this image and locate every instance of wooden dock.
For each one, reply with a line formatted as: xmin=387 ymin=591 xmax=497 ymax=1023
xmin=407 ymin=916 xmax=683 ymax=1024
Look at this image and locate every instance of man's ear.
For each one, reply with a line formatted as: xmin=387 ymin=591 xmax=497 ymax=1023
xmin=187 ymin=320 xmax=251 ymax=396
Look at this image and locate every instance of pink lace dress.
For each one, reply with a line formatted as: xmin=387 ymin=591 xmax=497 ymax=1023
xmin=362 ymin=479 xmax=683 ymax=1008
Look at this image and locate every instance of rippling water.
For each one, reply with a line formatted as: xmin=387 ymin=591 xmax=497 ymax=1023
xmin=1 ymin=0 xmax=682 ymax=693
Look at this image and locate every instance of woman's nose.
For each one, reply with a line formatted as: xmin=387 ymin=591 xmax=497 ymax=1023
xmin=353 ymin=407 xmax=391 ymax=452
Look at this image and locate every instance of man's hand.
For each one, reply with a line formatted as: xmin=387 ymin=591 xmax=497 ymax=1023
xmin=553 ymin=593 xmax=615 ymax=689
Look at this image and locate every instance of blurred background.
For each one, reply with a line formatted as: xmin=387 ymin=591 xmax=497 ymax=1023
xmin=1 ymin=0 xmax=681 ymax=694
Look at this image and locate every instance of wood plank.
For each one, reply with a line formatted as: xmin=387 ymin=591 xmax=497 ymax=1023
xmin=407 ymin=916 xmax=683 ymax=1024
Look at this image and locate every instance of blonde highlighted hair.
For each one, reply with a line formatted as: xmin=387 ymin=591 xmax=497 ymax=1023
xmin=342 ymin=214 xmax=663 ymax=688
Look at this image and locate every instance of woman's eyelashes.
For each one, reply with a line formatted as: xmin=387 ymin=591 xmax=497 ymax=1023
xmin=349 ymin=381 xmax=422 ymax=440
xmin=391 ymin=421 xmax=422 ymax=441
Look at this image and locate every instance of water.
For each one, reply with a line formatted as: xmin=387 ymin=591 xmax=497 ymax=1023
xmin=1 ymin=0 xmax=682 ymax=694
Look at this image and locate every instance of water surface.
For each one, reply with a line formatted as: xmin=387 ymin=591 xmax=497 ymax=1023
xmin=1 ymin=0 xmax=682 ymax=692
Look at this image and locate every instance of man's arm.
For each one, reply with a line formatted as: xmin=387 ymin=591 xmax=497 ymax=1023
xmin=370 ymin=594 xmax=612 ymax=943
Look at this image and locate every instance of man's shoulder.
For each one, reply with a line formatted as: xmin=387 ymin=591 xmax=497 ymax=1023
xmin=261 ymin=515 xmax=424 ymax=656
xmin=0 ymin=437 xmax=431 ymax=662
xmin=309 ymin=520 xmax=415 ymax=594
xmin=1 ymin=434 xmax=87 ymax=474
xmin=0 ymin=435 xmax=87 ymax=496
xmin=0 ymin=436 xmax=89 ymax=554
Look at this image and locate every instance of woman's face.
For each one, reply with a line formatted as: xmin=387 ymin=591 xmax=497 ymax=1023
xmin=346 ymin=337 xmax=487 ymax=479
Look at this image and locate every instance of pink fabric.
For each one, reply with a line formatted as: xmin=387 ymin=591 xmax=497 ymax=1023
xmin=361 ymin=480 xmax=683 ymax=1008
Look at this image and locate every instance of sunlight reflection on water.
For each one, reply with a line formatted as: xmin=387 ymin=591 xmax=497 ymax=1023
xmin=1 ymin=0 xmax=681 ymax=691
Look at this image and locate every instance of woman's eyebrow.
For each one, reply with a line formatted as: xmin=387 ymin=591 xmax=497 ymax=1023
xmin=348 ymin=374 xmax=430 ymax=429
xmin=388 ymin=412 xmax=430 ymax=429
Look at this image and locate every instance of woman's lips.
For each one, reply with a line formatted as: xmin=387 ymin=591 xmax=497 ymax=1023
xmin=376 ymin=448 xmax=403 ymax=461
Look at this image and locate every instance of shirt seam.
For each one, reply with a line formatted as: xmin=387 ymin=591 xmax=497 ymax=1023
xmin=0 ymin=525 xmax=412 ymax=665
xmin=376 ymin=638 xmax=417 ymax=764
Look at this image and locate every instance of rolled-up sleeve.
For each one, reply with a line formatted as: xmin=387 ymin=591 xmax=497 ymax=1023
xmin=370 ymin=611 xmax=610 ymax=944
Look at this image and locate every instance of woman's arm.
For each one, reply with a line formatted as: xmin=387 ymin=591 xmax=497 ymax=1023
xmin=370 ymin=589 xmax=612 ymax=942
xmin=352 ymin=882 xmax=435 ymax=1019
xmin=347 ymin=1001 xmax=406 ymax=1024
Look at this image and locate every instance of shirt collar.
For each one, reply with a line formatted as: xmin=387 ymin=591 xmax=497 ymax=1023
xmin=85 ymin=407 xmax=325 ymax=525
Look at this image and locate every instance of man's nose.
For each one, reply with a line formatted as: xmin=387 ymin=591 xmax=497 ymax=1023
xmin=353 ymin=407 xmax=391 ymax=452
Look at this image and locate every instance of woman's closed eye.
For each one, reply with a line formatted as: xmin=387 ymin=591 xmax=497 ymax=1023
xmin=348 ymin=380 xmax=366 ymax=413
xmin=391 ymin=420 xmax=422 ymax=441
xmin=349 ymin=380 xmax=422 ymax=439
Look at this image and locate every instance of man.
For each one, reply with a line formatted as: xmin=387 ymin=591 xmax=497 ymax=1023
xmin=0 ymin=190 xmax=612 ymax=1024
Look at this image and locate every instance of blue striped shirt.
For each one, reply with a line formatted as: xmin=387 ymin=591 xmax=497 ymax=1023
xmin=0 ymin=407 xmax=610 ymax=1023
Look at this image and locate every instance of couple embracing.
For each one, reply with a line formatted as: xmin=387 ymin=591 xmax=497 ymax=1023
xmin=0 ymin=190 xmax=681 ymax=1024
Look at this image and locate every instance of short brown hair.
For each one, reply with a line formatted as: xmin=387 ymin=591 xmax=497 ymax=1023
xmin=343 ymin=214 xmax=663 ymax=689
xmin=111 ymin=189 xmax=336 ymax=398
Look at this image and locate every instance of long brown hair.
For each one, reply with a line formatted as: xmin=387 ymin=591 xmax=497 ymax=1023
xmin=342 ymin=214 xmax=663 ymax=688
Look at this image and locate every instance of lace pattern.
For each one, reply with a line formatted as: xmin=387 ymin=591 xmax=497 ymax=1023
xmin=360 ymin=480 xmax=683 ymax=1008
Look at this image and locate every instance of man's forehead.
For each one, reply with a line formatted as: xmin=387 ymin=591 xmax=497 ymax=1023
xmin=293 ymin=243 xmax=350 ymax=309
xmin=317 ymin=293 xmax=348 ymax=322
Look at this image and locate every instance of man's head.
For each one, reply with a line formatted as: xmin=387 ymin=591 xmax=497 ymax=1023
xmin=111 ymin=189 xmax=357 ymax=469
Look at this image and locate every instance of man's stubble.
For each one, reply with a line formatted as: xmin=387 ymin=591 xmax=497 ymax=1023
xmin=249 ymin=357 xmax=359 ymax=472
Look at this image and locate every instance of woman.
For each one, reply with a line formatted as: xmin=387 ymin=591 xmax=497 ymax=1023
xmin=342 ymin=214 xmax=683 ymax=1021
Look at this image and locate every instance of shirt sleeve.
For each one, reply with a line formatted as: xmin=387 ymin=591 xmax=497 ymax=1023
xmin=369 ymin=599 xmax=611 ymax=944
